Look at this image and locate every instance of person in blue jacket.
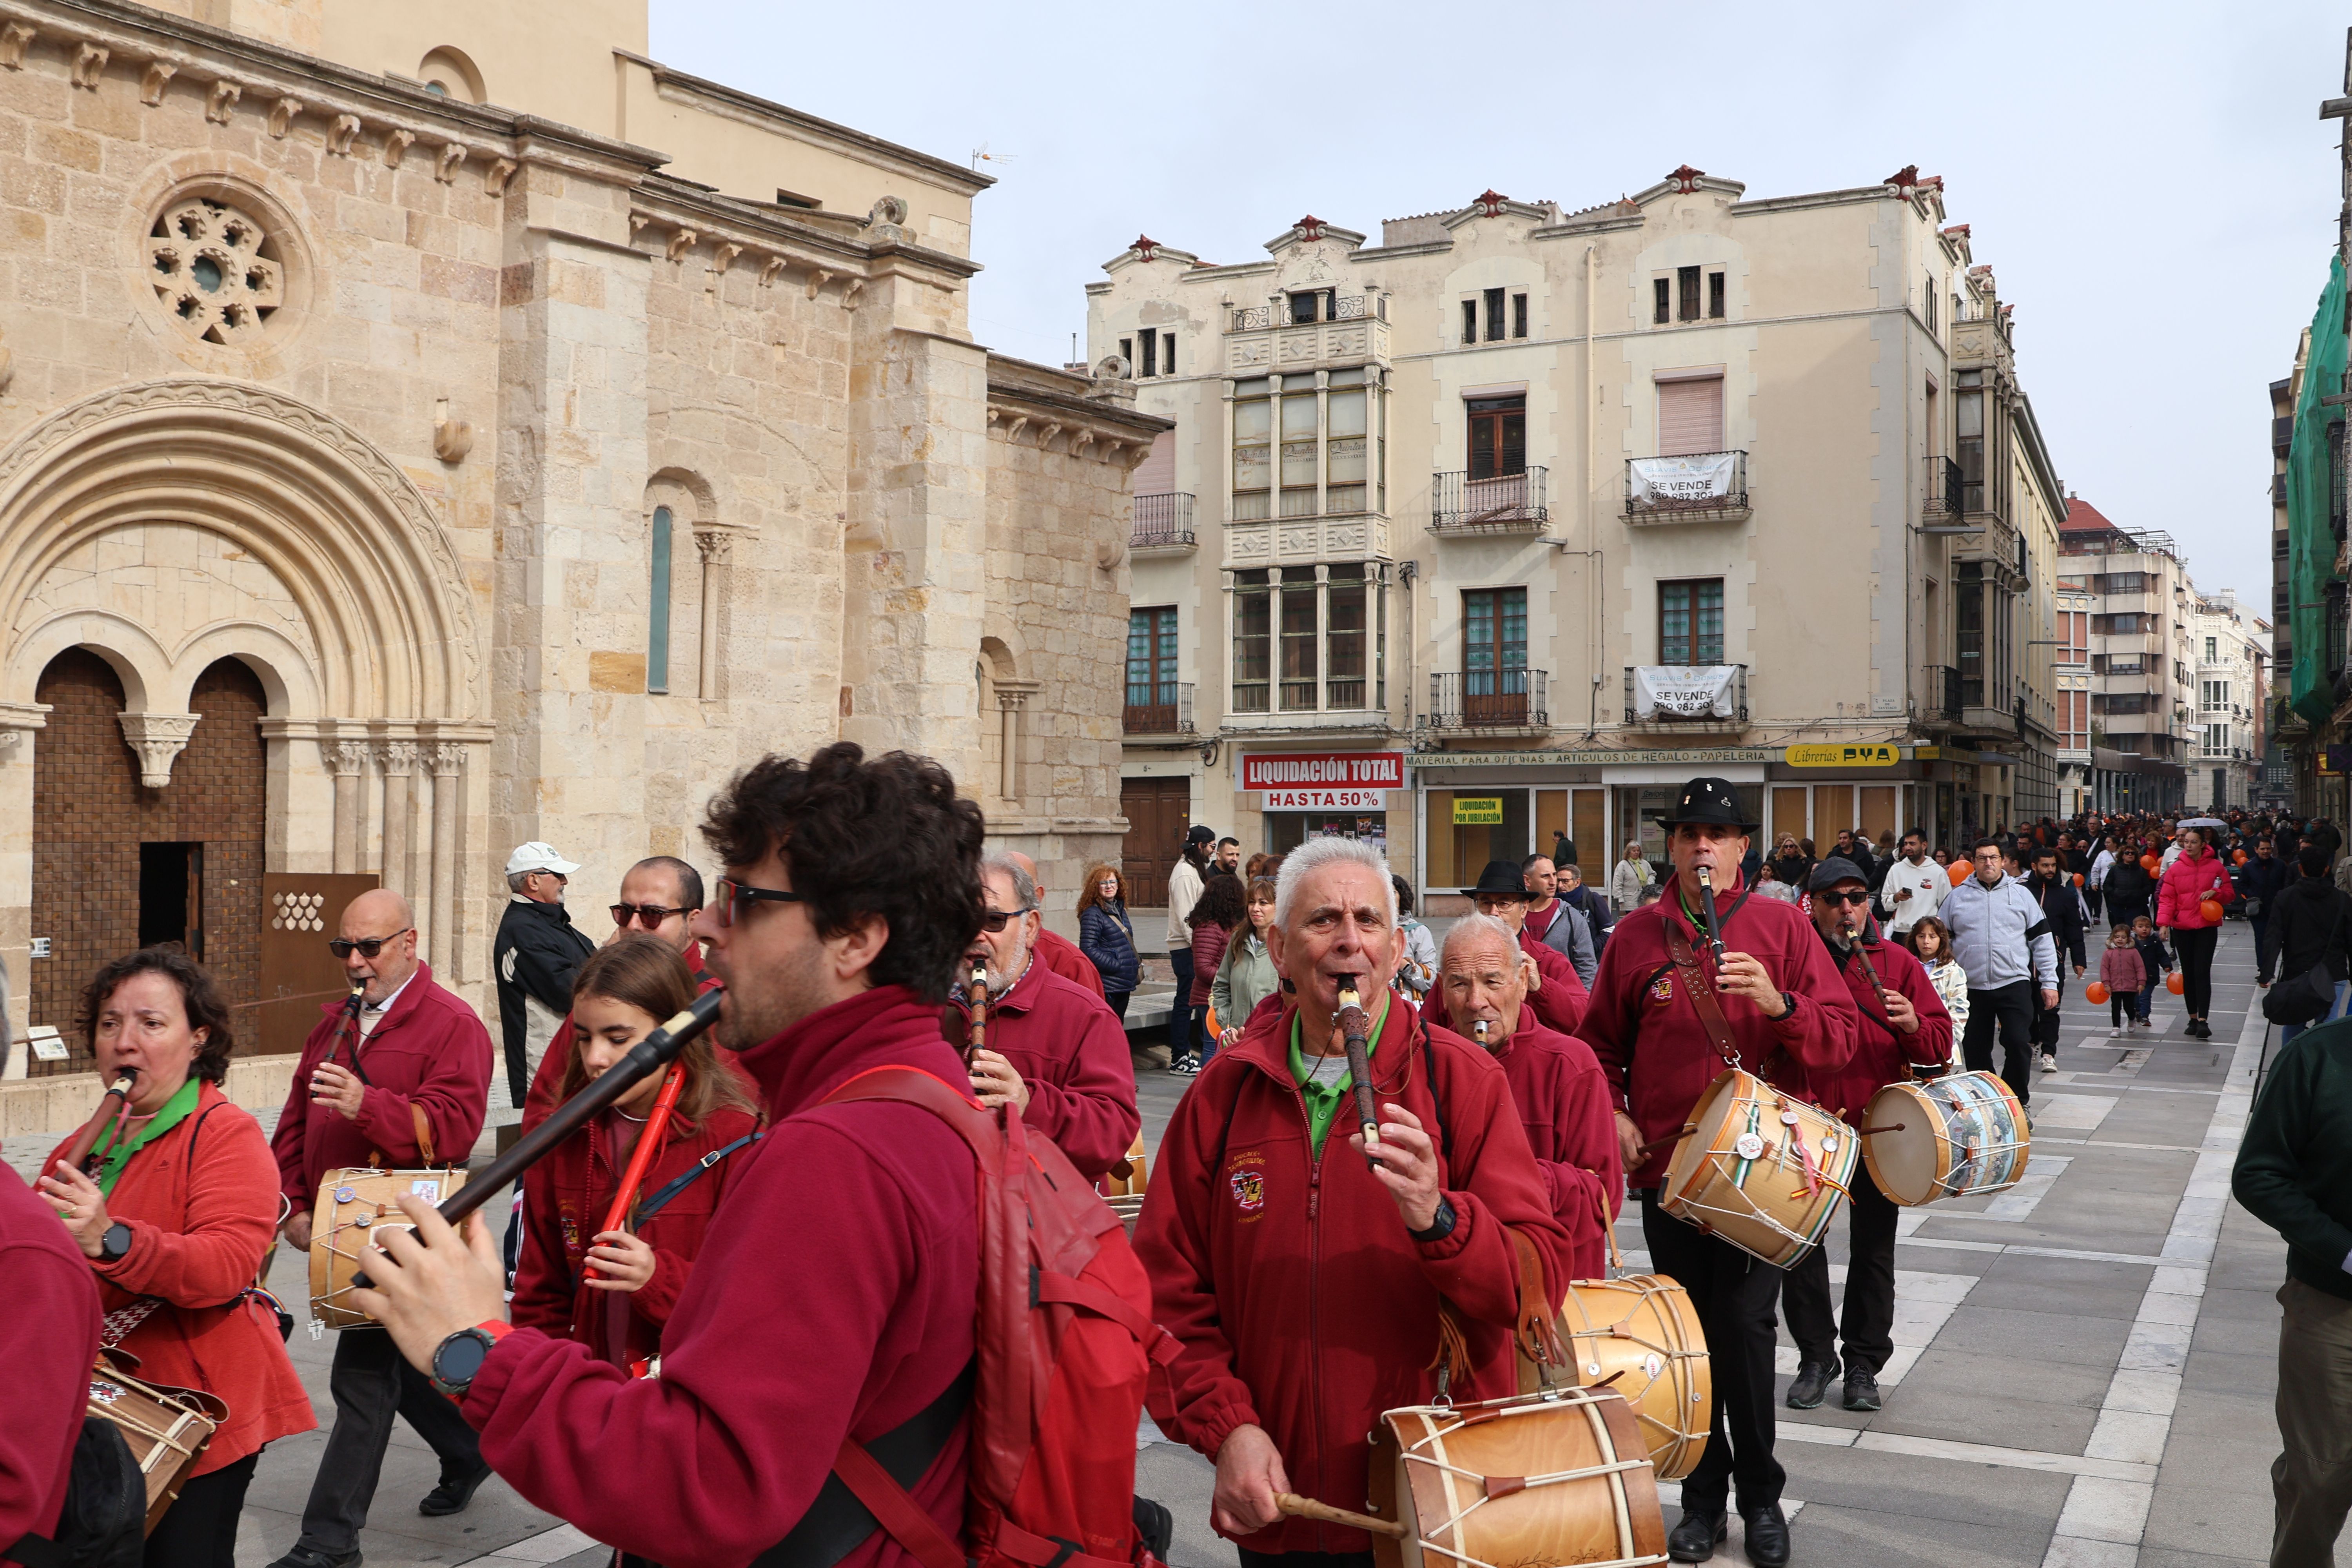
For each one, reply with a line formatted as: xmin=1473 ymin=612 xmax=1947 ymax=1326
xmin=1076 ymin=862 xmax=1140 ymax=1019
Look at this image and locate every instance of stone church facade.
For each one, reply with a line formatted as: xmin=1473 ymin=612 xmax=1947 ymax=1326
xmin=0 ymin=0 xmax=1160 ymax=1094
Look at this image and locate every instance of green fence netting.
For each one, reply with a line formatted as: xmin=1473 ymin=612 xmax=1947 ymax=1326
xmin=2291 ymin=253 xmax=2348 ymax=727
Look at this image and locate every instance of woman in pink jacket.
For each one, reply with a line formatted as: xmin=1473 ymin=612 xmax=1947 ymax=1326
xmin=2156 ymin=827 xmax=2233 ymax=1038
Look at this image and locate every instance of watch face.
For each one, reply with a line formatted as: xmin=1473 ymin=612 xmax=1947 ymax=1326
xmin=434 ymin=1332 xmax=491 ymax=1387
xmin=102 ymin=1221 xmax=132 ymax=1259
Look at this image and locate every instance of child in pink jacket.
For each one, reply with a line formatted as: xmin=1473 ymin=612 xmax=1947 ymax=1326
xmin=2099 ymin=925 xmax=2146 ymax=1029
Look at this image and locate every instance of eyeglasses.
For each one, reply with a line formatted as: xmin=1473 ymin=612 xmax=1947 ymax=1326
xmin=612 ymin=903 xmax=696 ymax=929
xmin=713 ymin=876 xmax=804 ymax=927
xmin=1818 ymin=890 xmax=1872 ymax=907
xmin=329 ymin=928 xmax=412 ymax=959
xmin=978 ymin=905 xmax=1036 ymax=933
xmin=529 ymin=870 xmax=568 ymax=884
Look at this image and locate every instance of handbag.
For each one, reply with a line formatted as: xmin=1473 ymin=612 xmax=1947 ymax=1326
xmin=2265 ymin=897 xmax=2347 ymax=1026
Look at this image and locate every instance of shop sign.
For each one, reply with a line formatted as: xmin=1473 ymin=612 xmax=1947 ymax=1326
xmin=1783 ymin=743 xmax=1899 ymax=769
xmin=1261 ymin=788 xmax=1389 ymax=809
xmin=1410 ymin=748 xmax=1774 ymax=768
xmin=1452 ymin=797 xmax=1505 ymax=825
xmin=1241 ymin=751 xmax=1404 ymax=790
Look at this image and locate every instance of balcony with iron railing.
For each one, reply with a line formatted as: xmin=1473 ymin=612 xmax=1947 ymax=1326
xmin=1123 ymin=682 xmax=1195 ymax=737
xmin=1920 ymin=664 xmax=1962 ymax=722
xmin=1425 ymin=669 xmax=1548 ymax=731
xmin=1430 ymin=467 xmax=1549 ymax=535
xmin=1131 ymin=493 xmax=1196 ymax=554
xmin=1922 ymin=457 xmax=1966 ymax=530
xmin=1622 ymin=665 xmax=1749 ymax=733
xmin=1224 ymin=293 xmax=1389 ymax=376
xmin=1625 ymin=451 xmax=1749 ymax=524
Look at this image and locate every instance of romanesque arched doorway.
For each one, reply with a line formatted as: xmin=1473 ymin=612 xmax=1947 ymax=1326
xmin=29 ymin=651 xmax=269 ymax=1074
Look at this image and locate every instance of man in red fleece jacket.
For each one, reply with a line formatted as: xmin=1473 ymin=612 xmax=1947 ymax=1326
xmin=954 ymin=852 xmax=1138 ymax=1182
xmin=1436 ymin=913 xmax=1621 ymax=1278
xmin=350 ymin=744 xmax=986 ymax=1568
xmin=1138 ymin=837 xmax=1572 ymax=1561
xmin=1575 ymin=778 xmax=1859 ymax=1568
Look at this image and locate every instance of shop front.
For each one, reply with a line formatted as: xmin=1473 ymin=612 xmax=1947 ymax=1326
xmin=1241 ymin=749 xmax=1404 ymax=861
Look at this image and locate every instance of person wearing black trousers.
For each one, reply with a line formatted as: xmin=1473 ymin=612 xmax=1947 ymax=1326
xmin=2025 ymin=848 xmax=2087 ymax=1073
xmin=2236 ymin=837 xmax=2292 ymax=987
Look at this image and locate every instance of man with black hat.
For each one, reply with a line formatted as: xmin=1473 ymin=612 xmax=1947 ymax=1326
xmin=1781 ymin=858 xmax=1953 ymax=1417
xmin=1426 ymin=860 xmax=1589 ymax=1036
xmin=1577 ymin=778 xmax=1859 ymax=1568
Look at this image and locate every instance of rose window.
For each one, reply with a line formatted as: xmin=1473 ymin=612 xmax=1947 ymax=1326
xmin=148 ymin=199 xmax=283 ymax=345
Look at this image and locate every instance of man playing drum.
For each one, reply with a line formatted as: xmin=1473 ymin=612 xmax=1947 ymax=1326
xmin=1437 ymin=913 xmax=1622 ymax=1277
xmin=1138 ymin=838 xmax=1571 ymax=1563
xmin=1576 ymin=779 xmax=1859 ymax=1568
xmin=1780 ymin=859 xmax=1953 ymax=1416
xmin=267 ymin=891 xmax=495 ymax=1568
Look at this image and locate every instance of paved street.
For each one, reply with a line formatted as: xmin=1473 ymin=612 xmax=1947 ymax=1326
xmin=7 ymin=927 xmax=2298 ymax=1568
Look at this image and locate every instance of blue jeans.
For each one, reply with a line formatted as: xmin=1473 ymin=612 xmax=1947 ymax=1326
xmin=1167 ymin=949 xmax=1206 ymax=1061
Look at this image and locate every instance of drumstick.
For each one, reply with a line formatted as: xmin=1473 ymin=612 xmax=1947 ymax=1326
xmin=1274 ymin=1493 xmax=1406 ymax=1540
xmin=595 ymin=1063 xmax=686 ymax=1247
xmin=1336 ymin=978 xmax=1379 ymax=1167
xmin=1637 ymin=1123 xmax=1699 ymax=1157
xmin=1854 ymin=1122 xmax=1907 ymax=1136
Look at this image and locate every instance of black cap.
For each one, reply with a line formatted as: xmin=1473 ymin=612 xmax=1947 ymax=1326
xmin=1463 ymin=860 xmax=1531 ymax=900
xmin=1184 ymin=824 xmax=1216 ymax=847
xmin=1660 ymin=777 xmax=1759 ymax=830
xmin=1809 ymin=856 xmax=1868 ymax=892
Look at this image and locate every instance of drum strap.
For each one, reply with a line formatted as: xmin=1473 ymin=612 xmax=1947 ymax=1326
xmin=1663 ymin=923 xmax=1744 ymax=1069
xmin=752 ymin=1361 xmax=974 ymax=1568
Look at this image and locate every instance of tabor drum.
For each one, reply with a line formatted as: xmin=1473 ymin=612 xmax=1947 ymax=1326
xmin=1097 ymin=1132 xmax=1149 ymax=1231
xmin=309 ymin=1167 xmax=469 ymax=1329
xmin=1861 ymin=1070 xmax=2030 ymax=1207
xmin=1521 ymin=1276 xmax=1711 ymax=1482
xmin=1661 ymin=1069 xmax=1858 ymax=1267
xmin=89 ymin=1354 xmax=227 ymax=1534
xmin=1364 ymin=1386 xmax=1667 ymax=1568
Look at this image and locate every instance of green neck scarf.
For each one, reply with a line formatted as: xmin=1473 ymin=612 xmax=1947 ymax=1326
xmin=88 ymin=1077 xmax=201 ymax=1197
xmin=1288 ymin=990 xmax=1394 ymax=1156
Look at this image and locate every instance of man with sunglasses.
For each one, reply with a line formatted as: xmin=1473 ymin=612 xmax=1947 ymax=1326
xmin=1780 ymin=859 xmax=1953 ymax=1419
xmin=494 ymin=842 xmax=596 ymax=1112
xmin=267 ymin=889 xmax=494 ymax=1568
xmin=951 ymin=853 xmax=1138 ymax=1182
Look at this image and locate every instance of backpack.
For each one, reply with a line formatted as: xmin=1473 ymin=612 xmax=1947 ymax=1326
xmin=802 ymin=1065 xmax=1175 ymax=1568
xmin=4 ymin=1417 xmax=144 ymax=1568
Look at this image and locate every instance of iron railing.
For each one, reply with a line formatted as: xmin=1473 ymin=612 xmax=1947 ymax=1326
xmin=1427 ymin=669 xmax=1548 ymax=729
xmin=1430 ymin=467 xmax=1549 ymax=534
xmin=1332 ymin=293 xmax=1369 ymax=320
xmin=1922 ymin=664 xmax=1961 ymax=720
xmin=1132 ymin=493 xmax=1196 ymax=549
xmin=1924 ymin=456 xmax=1964 ymax=524
xmin=1123 ymin=682 xmax=1195 ymax=735
xmin=1624 ymin=450 xmax=1749 ymax=522
xmin=1231 ymin=305 xmax=1272 ymax=332
xmin=1622 ymin=664 xmax=1749 ymax=726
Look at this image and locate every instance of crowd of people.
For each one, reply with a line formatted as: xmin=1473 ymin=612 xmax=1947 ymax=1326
xmin=10 ymin=756 xmax=2352 ymax=1568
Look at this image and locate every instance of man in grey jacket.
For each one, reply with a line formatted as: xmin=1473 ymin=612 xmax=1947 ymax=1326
xmin=1942 ymin=836 xmax=2059 ymax=1113
xmin=1521 ymin=853 xmax=1599 ymax=988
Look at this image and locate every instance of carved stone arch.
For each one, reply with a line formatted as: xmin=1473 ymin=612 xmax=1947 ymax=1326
xmin=644 ymin=466 xmax=719 ymax=530
xmin=0 ymin=379 xmax=481 ymax=722
xmin=8 ymin=613 xmax=166 ymax=713
xmin=978 ymin=632 xmax=1023 ymax=683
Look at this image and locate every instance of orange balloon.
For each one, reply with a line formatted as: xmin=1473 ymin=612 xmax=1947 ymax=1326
xmin=2140 ymin=855 xmax=2160 ymax=871
xmin=2085 ymin=981 xmax=2109 ymax=1004
xmin=2073 ymin=872 xmax=2085 ymax=886
xmin=2200 ymin=899 xmax=2225 ymax=925
xmin=1205 ymin=1005 xmax=1220 ymax=1038
xmin=1948 ymin=861 xmax=1971 ymax=886
xmin=2234 ymin=849 xmax=2249 ymax=866
xmin=2166 ymin=971 xmax=2185 ymax=995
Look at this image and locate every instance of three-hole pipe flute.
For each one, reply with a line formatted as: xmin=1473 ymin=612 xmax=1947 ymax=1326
xmin=959 ymin=963 xmax=990 ymax=1068
xmin=1336 ymin=978 xmax=1379 ymax=1169
xmin=58 ymin=1067 xmax=140 ymax=1175
xmin=1693 ymin=864 xmax=1729 ymax=967
xmin=350 ymin=987 xmax=728 ymax=1286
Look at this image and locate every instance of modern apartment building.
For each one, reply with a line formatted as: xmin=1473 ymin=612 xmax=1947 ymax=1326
xmin=1094 ymin=166 xmax=2069 ymax=904
xmin=2058 ymin=498 xmax=2197 ymax=813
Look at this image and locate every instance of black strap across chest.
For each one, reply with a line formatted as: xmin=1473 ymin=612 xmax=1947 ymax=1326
xmin=751 ymin=1361 xmax=975 ymax=1568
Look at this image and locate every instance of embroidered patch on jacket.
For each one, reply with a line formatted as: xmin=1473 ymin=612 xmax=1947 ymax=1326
xmin=1229 ymin=1169 xmax=1265 ymax=1213
xmin=560 ymin=1211 xmax=581 ymax=1257
xmin=1648 ymin=972 xmax=1675 ymax=1005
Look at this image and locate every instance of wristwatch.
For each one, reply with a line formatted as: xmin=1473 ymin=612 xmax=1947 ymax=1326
xmin=1408 ymin=1196 xmax=1459 ymax=1244
xmin=1776 ymin=990 xmax=1798 ymax=1020
xmin=428 ymin=1321 xmax=514 ymax=1399
xmin=98 ymin=1221 xmax=133 ymax=1262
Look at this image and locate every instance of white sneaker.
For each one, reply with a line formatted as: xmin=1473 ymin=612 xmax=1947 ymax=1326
xmin=2038 ymin=1053 xmax=2056 ymax=1074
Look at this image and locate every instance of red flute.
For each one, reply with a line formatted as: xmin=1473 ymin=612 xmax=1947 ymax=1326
xmin=594 ymin=1063 xmax=686 ymax=1250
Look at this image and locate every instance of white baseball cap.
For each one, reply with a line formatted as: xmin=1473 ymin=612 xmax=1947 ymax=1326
xmin=505 ymin=841 xmax=581 ymax=877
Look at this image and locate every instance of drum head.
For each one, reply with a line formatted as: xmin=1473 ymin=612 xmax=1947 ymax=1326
xmin=1862 ymin=1081 xmax=1939 ymax=1205
xmin=1662 ymin=1069 xmax=1749 ymax=1201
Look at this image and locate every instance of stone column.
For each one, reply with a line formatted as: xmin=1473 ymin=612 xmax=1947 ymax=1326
xmin=378 ymin=741 xmax=416 ymax=895
xmin=427 ymin=743 xmax=464 ymax=975
xmin=995 ymin=681 xmax=1039 ymax=805
xmin=116 ymin=713 xmax=200 ymax=788
xmin=695 ymin=529 xmax=731 ymax=700
xmin=327 ymin=739 xmax=368 ymax=875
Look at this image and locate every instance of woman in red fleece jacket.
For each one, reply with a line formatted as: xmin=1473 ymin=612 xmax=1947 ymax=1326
xmin=510 ymin=936 xmax=759 ymax=1371
xmin=36 ymin=950 xmax=313 ymax=1568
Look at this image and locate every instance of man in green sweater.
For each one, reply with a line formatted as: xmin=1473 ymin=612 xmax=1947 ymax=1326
xmin=2233 ymin=1018 xmax=2352 ymax=1566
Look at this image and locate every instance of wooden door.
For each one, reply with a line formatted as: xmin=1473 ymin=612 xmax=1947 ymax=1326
xmin=1119 ymin=778 xmax=1189 ymax=908
xmin=254 ymin=873 xmax=380 ymax=1056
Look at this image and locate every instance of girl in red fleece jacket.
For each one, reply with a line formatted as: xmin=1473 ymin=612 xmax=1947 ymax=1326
xmin=510 ymin=936 xmax=759 ymax=1372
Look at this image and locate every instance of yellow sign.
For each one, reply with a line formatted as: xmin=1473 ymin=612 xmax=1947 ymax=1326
xmin=1452 ymin=797 xmax=1505 ymax=825
xmin=1784 ymin=744 xmax=1899 ymax=769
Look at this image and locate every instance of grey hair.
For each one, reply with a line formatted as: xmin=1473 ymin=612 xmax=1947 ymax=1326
xmin=505 ymin=870 xmax=533 ymax=895
xmin=1440 ymin=912 xmax=1522 ymax=967
xmin=1273 ymin=837 xmax=1398 ymax=929
xmin=979 ymin=852 xmax=1038 ymax=911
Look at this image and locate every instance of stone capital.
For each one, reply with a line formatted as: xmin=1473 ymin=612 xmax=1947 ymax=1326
xmin=694 ymin=528 xmax=734 ymax=566
xmin=118 ymin=712 xmax=200 ymax=788
xmin=376 ymin=739 xmax=419 ymax=775
xmin=994 ymin=679 xmax=1042 ymax=712
xmin=325 ymin=739 xmax=371 ymax=776
xmin=426 ymin=742 xmax=466 ymax=777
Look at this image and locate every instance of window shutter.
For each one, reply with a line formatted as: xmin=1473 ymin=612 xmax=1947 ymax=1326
xmin=1657 ymin=377 xmax=1724 ymax=457
xmin=1133 ymin=431 xmax=1176 ymax=497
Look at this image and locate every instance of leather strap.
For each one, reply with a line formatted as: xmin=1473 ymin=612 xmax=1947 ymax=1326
xmin=754 ymin=1363 xmax=974 ymax=1568
xmin=1663 ymin=922 xmax=1742 ymax=1067
xmin=1508 ymin=1228 xmax=1566 ymax=1379
xmin=411 ymin=1103 xmax=437 ymax=1167
xmin=634 ymin=1132 xmax=762 ymax=1225
xmin=828 ymin=1440 xmax=964 ymax=1568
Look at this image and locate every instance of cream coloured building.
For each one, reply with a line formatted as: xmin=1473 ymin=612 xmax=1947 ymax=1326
xmin=0 ymin=0 xmax=1162 ymax=1107
xmin=1091 ymin=166 xmax=2068 ymax=908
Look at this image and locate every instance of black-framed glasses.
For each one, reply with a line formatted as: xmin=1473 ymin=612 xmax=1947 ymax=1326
xmin=978 ymin=904 xmax=1036 ymax=933
xmin=1818 ymin=890 xmax=1872 ymax=907
xmin=330 ymin=928 xmax=412 ymax=959
xmin=612 ymin=903 xmax=696 ymax=929
xmin=714 ymin=876 xmax=803 ymax=928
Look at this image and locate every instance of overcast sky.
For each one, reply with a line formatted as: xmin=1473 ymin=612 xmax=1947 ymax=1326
xmin=652 ymin=1 xmax=2347 ymax=619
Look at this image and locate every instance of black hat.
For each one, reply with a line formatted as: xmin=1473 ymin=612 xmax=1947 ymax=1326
xmin=1808 ymin=856 xmax=1868 ymax=892
xmin=1463 ymin=860 xmax=1532 ymax=900
xmin=1659 ymin=777 xmax=1759 ymax=831
xmin=1183 ymin=824 xmax=1216 ymax=847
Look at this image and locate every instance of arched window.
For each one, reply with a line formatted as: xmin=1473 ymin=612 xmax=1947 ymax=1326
xmin=649 ymin=506 xmax=672 ymax=693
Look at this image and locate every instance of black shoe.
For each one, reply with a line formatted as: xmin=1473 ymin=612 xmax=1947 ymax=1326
xmin=1784 ymin=1357 xmax=1839 ymax=1410
xmin=267 ymin=1549 xmax=361 ymax=1568
xmin=1667 ymin=1510 xmax=1728 ymax=1563
xmin=1844 ymin=1368 xmax=1883 ymax=1411
xmin=1741 ymin=1504 xmax=1791 ymax=1568
xmin=419 ymin=1464 xmax=493 ymax=1517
